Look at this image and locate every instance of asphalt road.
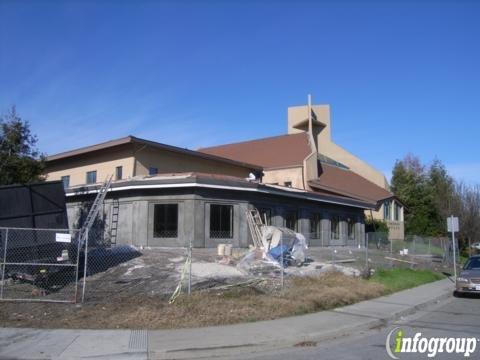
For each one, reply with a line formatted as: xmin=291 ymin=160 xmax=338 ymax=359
xmin=240 ymin=294 xmax=480 ymax=360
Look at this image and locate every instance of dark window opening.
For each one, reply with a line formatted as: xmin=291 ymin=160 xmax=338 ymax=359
xmin=61 ymin=175 xmax=70 ymax=189
xmin=384 ymin=200 xmax=391 ymax=220
xmin=258 ymin=207 xmax=272 ymax=225
xmin=284 ymin=181 xmax=292 ymax=187
xmin=331 ymin=216 xmax=340 ymax=240
xmin=115 ymin=166 xmax=123 ymax=180
xmin=394 ymin=203 xmax=401 ymax=221
xmin=153 ymin=204 xmax=178 ymax=238
xmin=210 ymin=204 xmax=233 ymax=238
xmin=284 ymin=211 xmax=297 ymax=231
xmin=310 ymin=213 xmax=321 ymax=239
xmin=149 ymin=167 xmax=158 ymax=176
xmin=347 ymin=218 xmax=355 ymax=240
xmin=86 ymin=171 xmax=97 ymax=184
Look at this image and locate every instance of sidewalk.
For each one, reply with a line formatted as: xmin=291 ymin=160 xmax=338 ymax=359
xmin=0 ymin=279 xmax=453 ymax=360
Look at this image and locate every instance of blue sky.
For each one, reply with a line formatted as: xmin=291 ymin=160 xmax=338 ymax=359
xmin=1 ymin=0 xmax=479 ymax=184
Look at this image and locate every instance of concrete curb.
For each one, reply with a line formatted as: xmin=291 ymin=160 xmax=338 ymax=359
xmin=148 ymin=279 xmax=454 ymax=359
xmin=0 ymin=279 xmax=454 ymax=360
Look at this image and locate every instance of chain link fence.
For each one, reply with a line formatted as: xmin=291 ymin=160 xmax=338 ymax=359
xmin=0 ymin=227 xmax=82 ymax=303
xmin=0 ymin=227 xmax=456 ymax=304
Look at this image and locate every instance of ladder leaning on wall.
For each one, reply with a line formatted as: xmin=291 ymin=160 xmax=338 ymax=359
xmin=246 ymin=208 xmax=265 ymax=248
xmin=78 ymin=175 xmax=113 ymax=248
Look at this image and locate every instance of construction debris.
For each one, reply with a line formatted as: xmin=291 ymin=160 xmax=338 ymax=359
xmin=385 ymin=256 xmax=418 ymax=265
xmin=242 ymin=208 xmax=309 ymax=274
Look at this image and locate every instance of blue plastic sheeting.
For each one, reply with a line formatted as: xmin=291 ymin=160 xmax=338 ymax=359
xmin=268 ymin=245 xmax=290 ymax=266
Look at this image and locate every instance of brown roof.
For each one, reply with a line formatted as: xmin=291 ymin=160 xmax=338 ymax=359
xmin=199 ymin=133 xmax=312 ymax=169
xmin=46 ymin=135 xmax=262 ymax=171
xmin=308 ymin=162 xmax=393 ymax=204
xmin=66 ymin=171 xmax=376 ymax=209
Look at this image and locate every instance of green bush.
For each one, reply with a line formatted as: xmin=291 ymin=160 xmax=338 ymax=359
xmin=365 ymin=218 xmax=390 ymax=235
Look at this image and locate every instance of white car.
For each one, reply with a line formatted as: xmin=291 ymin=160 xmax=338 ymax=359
xmin=470 ymin=242 xmax=480 ymax=250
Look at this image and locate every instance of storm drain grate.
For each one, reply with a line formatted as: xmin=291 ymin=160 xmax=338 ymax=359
xmin=129 ymin=329 xmax=148 ymax=350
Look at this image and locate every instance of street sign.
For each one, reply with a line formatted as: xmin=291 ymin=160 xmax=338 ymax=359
xmin=447 ymin=215 xmax=459 ymax=279
xmin=447 ymin=216 xmax=459 ymax=233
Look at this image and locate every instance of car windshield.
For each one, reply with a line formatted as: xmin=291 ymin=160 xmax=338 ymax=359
xmin=464 ymin=257 xmax=480 ymax=270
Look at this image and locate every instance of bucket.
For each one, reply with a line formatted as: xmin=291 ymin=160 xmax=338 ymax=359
xmin=217 ymin=244 xmax=226 ymax=256
xmin=224 ymin=244 xmax=233 ymax=256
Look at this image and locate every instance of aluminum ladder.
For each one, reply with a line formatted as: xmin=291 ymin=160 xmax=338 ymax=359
xmin=246 ymin=208 xmax=265 ymax=248
xmin=78 ymin=175 xmax=113 ymax=248
xmin=109 ymin=198 xmax=120 ymax=246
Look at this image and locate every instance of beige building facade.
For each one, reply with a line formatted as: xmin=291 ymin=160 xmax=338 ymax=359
xmin=200 ymin=99 xmax=405 ymax=240
xmin=45 ymin=136 xmax=262 ymax=188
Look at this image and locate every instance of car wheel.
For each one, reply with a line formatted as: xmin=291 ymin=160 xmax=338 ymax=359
xmin=453 ymin=291 xmax=463 ymax=298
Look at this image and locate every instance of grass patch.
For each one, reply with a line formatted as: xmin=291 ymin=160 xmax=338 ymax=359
xmin=370 ymin=268 xmax=444 ymax=293
xmin=0 ymin=272 xmax=385 ymax=329
xmin=1 ymin=269 xmax=446 ymax=330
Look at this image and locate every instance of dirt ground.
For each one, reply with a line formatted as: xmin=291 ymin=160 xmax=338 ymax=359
xmin=0 ymin=245 xmax=448 ymax=329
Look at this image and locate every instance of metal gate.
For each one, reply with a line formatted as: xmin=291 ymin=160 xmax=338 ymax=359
xmin=0 ymin=227 xmax=82 ymax=303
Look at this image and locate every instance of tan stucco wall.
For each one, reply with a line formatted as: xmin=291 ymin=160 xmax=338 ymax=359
xmin=262 ymin=167 xmax=304 ymax=189
xmin=365 ymin=200 xmax=405 ymax=240
xmin=45 ymin=145 xmax=135 ymax=186
xmin=134 ymin=146 xmax=253 ymax=179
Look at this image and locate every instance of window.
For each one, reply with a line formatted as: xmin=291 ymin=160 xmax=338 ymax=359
xmin=394 ymin=203 xmax=401 ymax=221
xmin=86 ymin=171 xmax=97 ymax=184
xmin=284 ymin=181 xmax=292 ymax=187
xmin=153 ymin=204 xmax=178 ymax=238
xmin=149 ymin=167 xmax=158 ymax=176
xmin=384 ymin=200 xmax=391 ymax=220
xmin=115 ymin=166 xmax=123 ymax=180
xmin=284 ymin=211 xmax=297 ymax=231
xmin=347 ymin=218 xmax=355 ymax=240
xmin=210 ymin=204 xmax=233 ymax=238
xmin=61 ymin=175 xmax=70 ymax=189
xmin=331 ymin=216 xmax=340 ymax=240
xmin=310 ymin=213 xmax=321 ymax=239
xmin=258 ymin=207 xmax=272 ymax=225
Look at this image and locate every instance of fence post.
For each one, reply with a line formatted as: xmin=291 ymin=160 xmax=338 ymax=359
xmin=81 ymin=228 xmax=89 ymax=303
xmin=428 ymin=238 xmax=431 ymax=255
xmin=0 ymin=228 xmax=8 ymax=300
xmin=365 ymin=233 xmax=369 ymax=271
xmin=280 ymin=234 xmax=284 ymax=290
xmin=188 ymin=238 xmax=192 ymax=295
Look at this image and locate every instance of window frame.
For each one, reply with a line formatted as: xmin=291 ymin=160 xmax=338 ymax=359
xmin=310 ymin=213 xmax=322 ymax=239
xmin=284 ymin=210 xmax=298 ymax=231
xmin=148 ymin=167 xmax=158 ymax=176
xmin=209 ymin=204 xmax=234 ymax=239
xmin=257 ymin=207 xmax=272 ymax=226
xmin=86 ymin=170 xmax=97 ymax=184
xmin=331 ymin=216 xmax=340 ymax=240
xmin=394 ymin=202 xmax=401 ymax=221
xmin=153 ymin=203 xmax=179 ymax=238
xmin=384 ymin=200 xmax=391 ymax=221
xmin=115 ymin=166 xmax=123 ymax=180
xmin=61 ymin=175 xmax=70 ymax=189
xmin=347 ymin=217 xmax=355 ymax=240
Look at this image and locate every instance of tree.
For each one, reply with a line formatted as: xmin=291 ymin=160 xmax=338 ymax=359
xmin=428 ymin=159 xmax=456 ymax=235
xmin=391 ymin=154 xmax=480 ymax=251
xmin=391 ymin=154 xmax=439 ymax=236
xmin=0 ymin=106 xmax=45 ymax=185
xmin=454 ymin=182 xmax=480 ymax=255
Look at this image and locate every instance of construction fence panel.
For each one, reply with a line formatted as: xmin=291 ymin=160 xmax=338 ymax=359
xmin=0 ymin=227 xmax=81 ymax=303
xmin=80 ymin=229 xmax=190 ymax=306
